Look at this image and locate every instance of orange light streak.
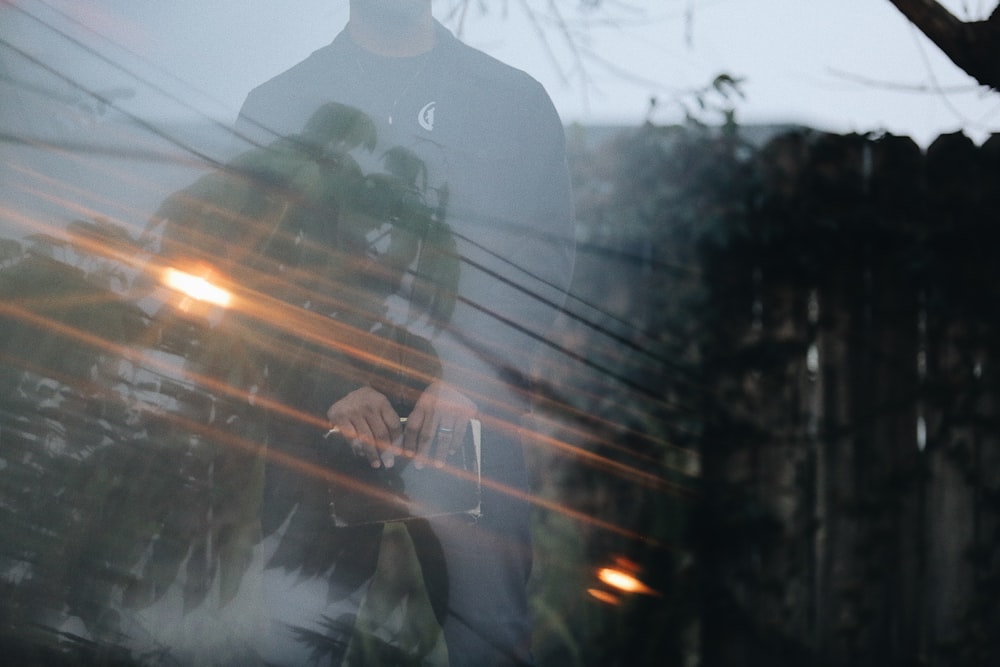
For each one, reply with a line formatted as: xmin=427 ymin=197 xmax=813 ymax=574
xmin=14 ymin=221 xmax=693 ymax=499
xmin=597 ymin=567 xmax=655 ymax=595
xmin=0 ymin=303 xmax=669 ymax=546
xmin=587 ymin=588 xmax=621 ymax=605
xmin=519 ymin=425 xmax=695 ymax=499
xmin=0 ymin=296 xmax=666 ymax=545
xmin=15 ymin=180 xmax=124 ymax=229
xmin=0 ymin=204 xmax=695 ymax=545
xmin=4 ymin=276 xmax=690 ymax=545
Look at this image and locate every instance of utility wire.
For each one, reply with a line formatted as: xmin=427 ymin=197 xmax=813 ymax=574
xmin=2 ymin=5 xmax=702 ymax=419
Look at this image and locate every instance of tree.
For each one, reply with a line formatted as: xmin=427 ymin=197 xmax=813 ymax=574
xmin=446 ymin=1 xmax=1000 ymax=93
xmin=887 ymin=0 xmax=1000 ymax=90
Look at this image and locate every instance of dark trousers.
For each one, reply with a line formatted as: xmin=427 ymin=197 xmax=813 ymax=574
xmin=258 ymin=425 xmax=536 ymax=667
xmin=410 ymin=430 xmax=535 ymax=666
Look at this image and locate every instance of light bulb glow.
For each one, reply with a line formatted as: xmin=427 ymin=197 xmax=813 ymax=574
xmin=162 ymin=268 xmax=232 ymax=307
xmin=587 ymin=588 xmax=621 ymax=605
xmin=597 ymin=567 xmax=655 ymax=595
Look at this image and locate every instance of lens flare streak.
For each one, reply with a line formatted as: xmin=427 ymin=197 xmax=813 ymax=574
xmin=598 ymin=567 xmax=654 ymax=595
xmin=161 ymin=268 xmax=232 ymax=307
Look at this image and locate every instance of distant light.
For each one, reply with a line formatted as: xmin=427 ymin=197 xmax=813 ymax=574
xmin=162 ymin=268 xmax=232 ymax=307
xmin=597 ymin=567 xmax=655 ymax=595
xmin=587 ymin=588 xmax=621 ymax=605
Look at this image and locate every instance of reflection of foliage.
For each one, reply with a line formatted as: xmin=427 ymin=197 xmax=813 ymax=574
xmin=339 ymin=523 xmax=443 ymax=667
xmin=0 ymin=222 xmax=266 ymax=653
xmin=525 ymin=119 xmax=747 ymax=666
xmin=0 ymin=102 xmax=463 ymax=663
xmin=155 ymin=102 xmax=457 ymax=331
xmin=11 ymin=98 xmax=996 ymax=667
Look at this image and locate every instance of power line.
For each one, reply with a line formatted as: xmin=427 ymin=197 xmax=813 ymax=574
xmin=1 ymin=4 xmax=697 ymax=426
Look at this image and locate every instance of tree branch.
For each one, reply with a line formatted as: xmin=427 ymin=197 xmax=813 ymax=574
xmin=887 ymin=0 xmax=1000 ymax=90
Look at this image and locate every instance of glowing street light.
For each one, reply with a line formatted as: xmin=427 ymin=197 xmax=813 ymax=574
xmin=588 ymin=556 xmax=660 ymax=604
xmin=162 ymin=268 xmax=232 ymax=308
xmin=597 ymin=567 xmax=656 ymax=596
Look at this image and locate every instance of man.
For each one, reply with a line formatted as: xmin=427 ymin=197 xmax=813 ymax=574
xmin=236 ymin=2 xmax=575 ymax=664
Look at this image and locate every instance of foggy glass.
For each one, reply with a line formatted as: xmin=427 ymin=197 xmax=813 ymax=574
xmin=20 ymin=2 xmax=1000 ymax=666
xmin=1 ymin=4 xmax=655 ymax=666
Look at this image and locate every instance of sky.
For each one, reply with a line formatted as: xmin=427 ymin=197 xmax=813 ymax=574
xmin=2 ymin=0 xmax=999 ymax=148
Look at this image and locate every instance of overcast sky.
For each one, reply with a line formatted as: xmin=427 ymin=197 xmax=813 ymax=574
xmin=3 ymin=0 xmax=999 ymax=147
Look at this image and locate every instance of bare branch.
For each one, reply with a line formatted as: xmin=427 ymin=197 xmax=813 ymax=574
xmin=887 ymin=0 xmax=1000 ymax=90
xmin=826 ymin=67 xmax=983 ymax=94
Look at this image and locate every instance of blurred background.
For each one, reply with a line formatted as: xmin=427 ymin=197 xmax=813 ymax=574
xmin=2 ymin=1 xmax=999 ymax=665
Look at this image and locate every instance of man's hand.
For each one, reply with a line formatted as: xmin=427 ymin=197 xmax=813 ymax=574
xmin=403 ymin=381 xmax=477 ymax=469
xmin=326 ymin=386 xmax=402 ymax=468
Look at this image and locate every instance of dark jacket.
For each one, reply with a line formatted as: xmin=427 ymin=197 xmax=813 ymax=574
xmin=236 ymin=20 xmax=576 ymax=419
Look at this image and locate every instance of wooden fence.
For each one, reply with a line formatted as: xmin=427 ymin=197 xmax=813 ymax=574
xmin=692 ymin=129 xmax=1000 ymax=667
xmin=556 ymin=126 xmax=1000 ymax=666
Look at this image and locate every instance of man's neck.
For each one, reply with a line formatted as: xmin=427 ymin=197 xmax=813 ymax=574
xmin=348 ymin=6 xmax=435 ymax=57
